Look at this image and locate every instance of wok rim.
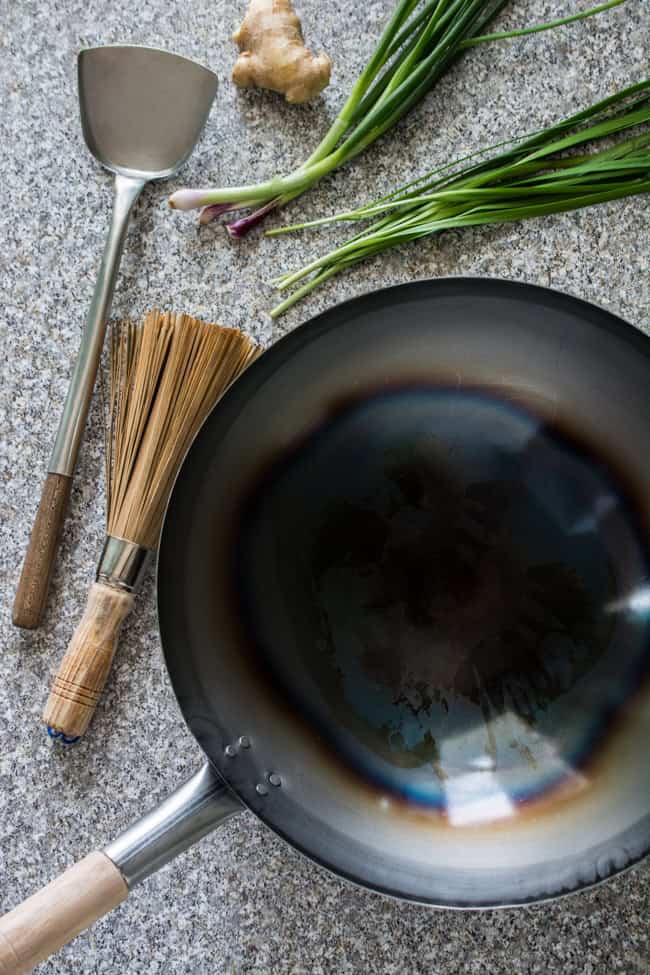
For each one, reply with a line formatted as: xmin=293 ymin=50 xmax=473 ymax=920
xmin=157 ymin=276 xmax=650 ymax=909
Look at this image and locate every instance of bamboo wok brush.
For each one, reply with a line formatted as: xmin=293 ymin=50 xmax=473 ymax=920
xmin=43 ymin=309 xmax=260 ymax=742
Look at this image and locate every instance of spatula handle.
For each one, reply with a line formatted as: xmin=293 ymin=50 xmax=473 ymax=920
xmin=12 ymin=174 xmax=144 ymax=630
xmin=0 ymin=852 xmax=127 ymax=975
xmin=43 ymin=582 xmax=134 ymax=740
xmin=12 ymin=473 xmax=73 ymax=629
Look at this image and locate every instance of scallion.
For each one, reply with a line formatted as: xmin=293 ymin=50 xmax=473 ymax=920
xmin=169 ymin=0 xmax=626 ymax=235
xmin=267 ymin=79 xmax=650 ymax=316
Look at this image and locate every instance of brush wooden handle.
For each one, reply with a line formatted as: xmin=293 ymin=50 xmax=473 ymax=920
xmin=12 ymin=472 xmax=73 ymax=629
xmin=0 ymin=851 xmax=127 ymax=975
xmin=43 ymin=582 xmax=134 ymax=739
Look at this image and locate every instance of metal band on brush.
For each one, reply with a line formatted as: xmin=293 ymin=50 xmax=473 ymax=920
xmin=96 ymin=535 xmax=151 ymax=592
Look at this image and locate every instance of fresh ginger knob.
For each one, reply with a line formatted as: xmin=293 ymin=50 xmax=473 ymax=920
xmin=232 ymin=0 xmax=332 ymax=104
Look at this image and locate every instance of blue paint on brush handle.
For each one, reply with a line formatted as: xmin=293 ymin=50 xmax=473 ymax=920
xmin=47 ymin=726 xmax=80 ymax=746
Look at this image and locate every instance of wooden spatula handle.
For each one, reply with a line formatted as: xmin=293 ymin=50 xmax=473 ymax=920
xmin=43 ymin=582 xmax=134 ymax=740
xmin=12 ymin=472 xmax=73 ymax=629
xmin=0 ymin=851 xmax=127 ymax=975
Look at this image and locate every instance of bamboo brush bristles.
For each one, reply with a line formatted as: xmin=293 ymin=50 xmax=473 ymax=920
xmin=105 ymin=309 xmax=260 ymax=549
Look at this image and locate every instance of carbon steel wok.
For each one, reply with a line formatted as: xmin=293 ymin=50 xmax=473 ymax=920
xmin=2 ymin=279 xmax=650 ymax=973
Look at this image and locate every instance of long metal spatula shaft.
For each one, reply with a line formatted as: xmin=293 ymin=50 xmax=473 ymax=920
xmin=12 ymin=174 xmax=144 ymax=629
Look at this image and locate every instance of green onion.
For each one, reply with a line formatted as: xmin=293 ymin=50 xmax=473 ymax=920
xmin=269 ymin=79 xmax=650 ymax=317
xmin=168 ymin=0 xmax=626 ymax=236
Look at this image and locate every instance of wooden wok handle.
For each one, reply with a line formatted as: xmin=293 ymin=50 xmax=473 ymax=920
xmin=12 ymin=472 xmax=73 ymax=629
xmin=43 ymin=582 xmax=134 ymax=740
xmin=0 ymin=851 xmax=127 ymax=975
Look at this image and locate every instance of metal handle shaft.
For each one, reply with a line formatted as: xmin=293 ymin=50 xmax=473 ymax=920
xmin=104 ymin=763 xmax=243 ymax=887
xmin=49 ymin=172 xmax=145 ymax=476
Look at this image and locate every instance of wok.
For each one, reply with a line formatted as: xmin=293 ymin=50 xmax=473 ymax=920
xmin=2 ymin=278 xmax=650 ymax=973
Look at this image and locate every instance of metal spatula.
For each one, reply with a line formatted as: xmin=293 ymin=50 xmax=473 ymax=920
xmin=13 ymin=45 xmax=218 ymax=629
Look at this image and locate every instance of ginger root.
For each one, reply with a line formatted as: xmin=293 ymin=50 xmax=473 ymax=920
xmin=232 ymin=0 xmax=332 ymax=104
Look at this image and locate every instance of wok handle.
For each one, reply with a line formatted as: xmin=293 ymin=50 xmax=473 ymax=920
xmin=0 ymin=766 xmax=242 ymax=974
xmin=0 ymin=852 xmax=127 ymax=975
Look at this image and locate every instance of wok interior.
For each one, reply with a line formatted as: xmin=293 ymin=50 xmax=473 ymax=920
xmin=239 ymin=386 xmax=648 ymax=811
xmin=161 ymin=281 xmax=650 ymax=906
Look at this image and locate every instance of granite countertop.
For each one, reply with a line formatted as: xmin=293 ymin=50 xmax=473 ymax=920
xmin=1 ymin=1 xmax=649 ymax=972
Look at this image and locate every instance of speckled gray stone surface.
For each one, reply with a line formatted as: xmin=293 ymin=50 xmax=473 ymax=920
xmin=1 ymin=1 xmax=649 ymax=973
